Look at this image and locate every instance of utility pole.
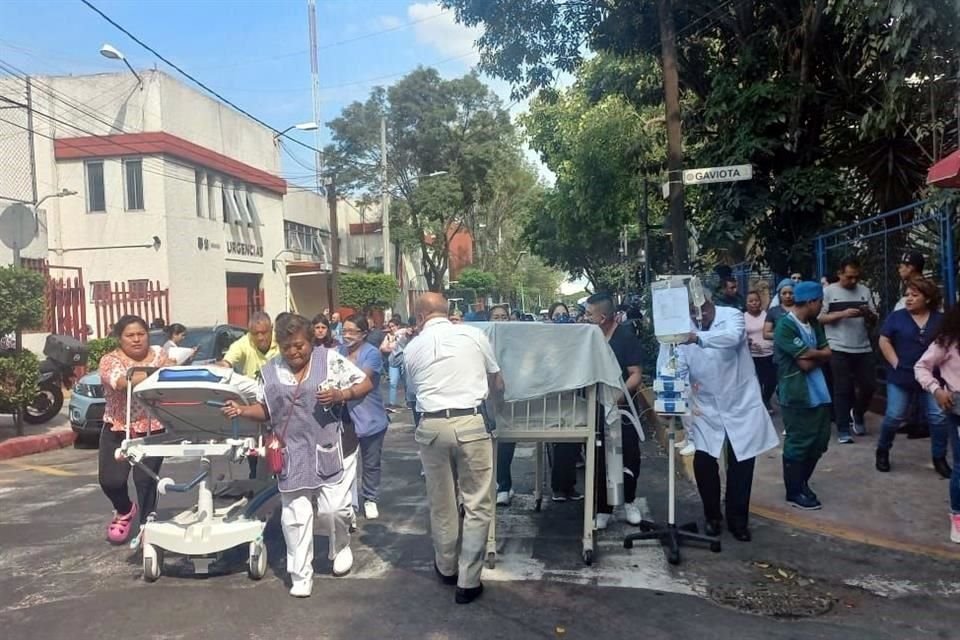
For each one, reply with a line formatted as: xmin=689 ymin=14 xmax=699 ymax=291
xmin=380 ymin=116 xmax=391 ymax=275
xmin=326 ymin=176 xmax=340 ymax=309
xmin=641 ymin=179 xmax=650 ymax=287
xmin=658 ymin=0 xmax=688 ymax=271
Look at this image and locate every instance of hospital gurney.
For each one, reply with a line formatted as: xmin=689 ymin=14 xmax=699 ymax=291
xmin=117 ymin=366 xmax=274 ymax=582
xmin=477 ymin=322 xmax=643 ymax=568
xmin=488 ymin=387 xmax=599 ymax=566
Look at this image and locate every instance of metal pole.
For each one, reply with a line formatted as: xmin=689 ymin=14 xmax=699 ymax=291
xmin=943 ymin=207 xmax=956 ymax=307
xmin=381 ymin=116 xmax=391 ymax=275
xmin=327 ymin=177 xmax=340 ymax=309
xmin=642 ymin=180 xmax=650 ymax=287
xmin=26 ymin=77 xmax=38 ymax=207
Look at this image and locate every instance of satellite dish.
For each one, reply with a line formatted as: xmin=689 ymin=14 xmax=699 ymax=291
xmin=0 ymin=203 xmax=37 ymax=251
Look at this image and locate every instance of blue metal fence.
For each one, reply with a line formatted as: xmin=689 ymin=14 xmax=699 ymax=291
xmin=813 ymin=200 xmax=955 ymax=317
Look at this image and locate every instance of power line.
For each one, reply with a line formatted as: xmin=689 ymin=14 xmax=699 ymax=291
xmin=78 ymin=0 xmax=324 ymax=158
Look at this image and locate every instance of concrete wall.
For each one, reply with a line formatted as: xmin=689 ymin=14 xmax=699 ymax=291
xmin=18 ymin=70 xmax=289 ymax=328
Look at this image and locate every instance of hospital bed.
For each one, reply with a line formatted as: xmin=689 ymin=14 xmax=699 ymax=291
xmin=476 ymin=322 xmax=643 ymax=567
xmin=117 ymin=366 xmax=275 ymax=582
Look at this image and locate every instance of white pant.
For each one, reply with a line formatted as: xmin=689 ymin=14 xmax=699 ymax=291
xmin=280 ymin=452 xmax=357 ymax=586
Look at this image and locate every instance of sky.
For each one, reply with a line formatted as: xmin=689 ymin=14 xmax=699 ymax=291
xmin=0 ymin=0 xmax=544 ymax=185
xmin=0 ymin=0 xmax=584 ymax=289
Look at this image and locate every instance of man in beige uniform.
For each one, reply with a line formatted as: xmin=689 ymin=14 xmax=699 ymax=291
xmin=405 ymin=293 xmax=502 ymax=604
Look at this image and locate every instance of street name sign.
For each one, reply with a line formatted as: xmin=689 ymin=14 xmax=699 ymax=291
xmin=682 ymin=164 xmax=752 ymax=186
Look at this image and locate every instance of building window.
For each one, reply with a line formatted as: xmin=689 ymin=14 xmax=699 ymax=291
xmin=90 ymin=281 xmax=111 ymax=302
xmin=123 ymin=159 xmax=144 ymax=210
xmin=222 ymin=188 xmax=233 ymax=224
xmin=245 ymin=190 xmax=259 ymax=227
xmin=128 ymin=279 xmax=149 ymax=299
xmin=284 ymin=220 xmax=327 ymax=261
xmin=195 ymin=170 xmax=205 ymax=218
xmin=85 ymin=161 xmax=105 ymax=213
xmin=207 ymin=173 xmax=217 ymax=220
xmin=233 ymin=185 xmax=252 ymax=226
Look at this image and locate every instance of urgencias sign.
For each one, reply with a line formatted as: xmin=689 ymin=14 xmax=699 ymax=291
xmin=226 ymin=241 xmax=263 ymax=258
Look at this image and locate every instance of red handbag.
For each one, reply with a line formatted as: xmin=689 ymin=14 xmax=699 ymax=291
xmin=264 ymin=381 xmax=303 ymax=475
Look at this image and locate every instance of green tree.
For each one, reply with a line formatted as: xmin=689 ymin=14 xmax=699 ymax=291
xmin=0 ymin=267 xmax=45 ymax=412
xmin=325 ymin=68 xmax=518 ymax=291
xmin=0 ymin=266 xmax=45 ymax=336
xmin=456 ymin=268 xmax=497 ymax=294
xmin=444 ymin=0 xmax=959 ymax=273
xmin=339 ymin=273 xmax=398 ymax=310
xmin=519 ymin=57 xmax=665 ymax=288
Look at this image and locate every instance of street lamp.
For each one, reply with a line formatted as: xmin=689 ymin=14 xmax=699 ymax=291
xmin=274 ymin=121 xmax=319 ymax=140
xmin=36 ymin=188 xmax=77 ymax=209
xmin=99 ymin=43 xmax=143 ymax=89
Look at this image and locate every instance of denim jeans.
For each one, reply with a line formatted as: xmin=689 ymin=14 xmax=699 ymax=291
xmin=358 ymin=429 xmax=387 ymax=501
xmin=388 ymin=366 xmax=402 ymax=406
xmin=948 ymin=414 xmax=960 ymax=513
xmin=877 ymin=383 xmax=948 ymax=458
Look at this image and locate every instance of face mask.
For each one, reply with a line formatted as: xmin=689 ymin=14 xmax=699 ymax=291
xmin=342 ymin=334 xmax=362 ymax=348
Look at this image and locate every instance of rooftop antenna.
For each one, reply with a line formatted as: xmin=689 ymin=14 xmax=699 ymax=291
xmin=307 ymin=0 xmax=323 ymax=194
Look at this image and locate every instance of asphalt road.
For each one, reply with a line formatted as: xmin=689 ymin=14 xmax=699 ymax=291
xmin=1 ymin=413 xmax=958 ymax=640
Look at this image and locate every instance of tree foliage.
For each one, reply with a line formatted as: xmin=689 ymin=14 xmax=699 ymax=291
xmin=444 ymin=0 xmax=959 ymax=275
xmin=87 ymin=337 xmax=119 ymax=371
xmin=519 ymin=55 xmax=669 ymax=288
xmin=0 ymin=267 xmax=45 ymax=410
xmin=339 ymin=272 xmax=399 ymax=311
xmin=325 ymin=68 xmax=517 ymax=291
xmin=456 ymin=268 xmax=497 ymax=294
xmin=0 ymin=350 xmax=39 ymax=411
xmin=0 ymin=267 xmax=45 ymax=336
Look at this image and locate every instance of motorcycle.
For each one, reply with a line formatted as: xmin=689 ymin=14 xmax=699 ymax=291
xmin=22 ymin=358 xmax=73 ymax=424
xmin=18 ymin=334 xmax=88 ymax=425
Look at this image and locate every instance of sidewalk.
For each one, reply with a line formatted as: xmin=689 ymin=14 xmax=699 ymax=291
xmin=749 ymin=411 xmax=960 ymax=560
xmin=0 ymin=411 xmax=76 ymax=460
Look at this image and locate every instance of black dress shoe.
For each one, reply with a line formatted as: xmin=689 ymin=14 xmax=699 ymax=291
xmin=434 ymin=562 xmax=458 ymax=586
xmin=704 ymin=518 xmax=723 ymax=537
xmin=728 ymin=526 xmax=752 ymax=542
xmin=934 ymin=456 xmax=953 ymax=479
xmin=876 ymin=449 xmax=891 ymax=473
xmin=455 ymin=583 xmax=484 ymax=604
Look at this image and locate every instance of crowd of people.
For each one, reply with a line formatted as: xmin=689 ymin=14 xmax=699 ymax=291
xmin=717 ymin=252 xmax=960 ymax=542
xmin=91 ymin=249 xmax=960 ymax=605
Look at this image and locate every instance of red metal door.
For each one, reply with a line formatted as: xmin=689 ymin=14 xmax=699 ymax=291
xmin=226 ymin=287 xmax=250 ymax=326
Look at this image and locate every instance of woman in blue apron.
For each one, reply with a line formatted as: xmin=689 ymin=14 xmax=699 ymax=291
xmin=223 ymin=313 xmax=372 ymax=597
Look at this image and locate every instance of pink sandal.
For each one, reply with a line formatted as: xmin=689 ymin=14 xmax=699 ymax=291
xmin=106 ymin=503 xmax=138 ymax=545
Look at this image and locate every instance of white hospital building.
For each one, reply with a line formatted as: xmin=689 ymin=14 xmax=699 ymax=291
xmin=0 ymin=69 xmax=405 ymax=338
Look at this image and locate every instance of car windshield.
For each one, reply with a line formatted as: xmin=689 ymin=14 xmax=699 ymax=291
xmin=149 ymin=328 xmax=219 ymax=362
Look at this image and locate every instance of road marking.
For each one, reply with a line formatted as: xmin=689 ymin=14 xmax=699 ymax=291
xmin=0 ymin=460 xmax=80 ymax=477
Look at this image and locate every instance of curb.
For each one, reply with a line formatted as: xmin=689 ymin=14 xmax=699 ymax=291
xmin=0 ymin=428 xmax=77 ymax=461
xmin=750 ymin=503 xmax=960 ymax=562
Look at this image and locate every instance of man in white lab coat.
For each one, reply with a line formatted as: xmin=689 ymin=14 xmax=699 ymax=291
xmin=661 ymin=290 xmax=779 ymax=541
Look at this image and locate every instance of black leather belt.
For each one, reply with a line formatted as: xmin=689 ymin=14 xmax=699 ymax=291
xmin=422 ymin=406 xmax=482 ymax=419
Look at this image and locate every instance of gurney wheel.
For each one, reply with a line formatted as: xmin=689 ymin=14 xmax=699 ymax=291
xmin=142 ymin=543 xmax=162 ymax=582
xmin=248 ymin=541 xmax=268 ymax=580
xmin=534 ymin=498 xmax=542 ymax=512
xmin=485 ymin=552 xmax=496 ymax=570
xmin=582 ymin=549 xmax=594 ymax=566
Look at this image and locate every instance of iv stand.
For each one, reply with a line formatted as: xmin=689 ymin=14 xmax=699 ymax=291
xmin=623 ymin=277 xmax=721 ymax=564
